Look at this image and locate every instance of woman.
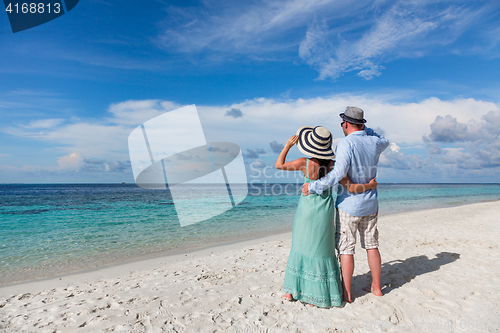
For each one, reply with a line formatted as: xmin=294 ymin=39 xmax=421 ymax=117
xmin=275 ymin=126 xmax=376 ymax=307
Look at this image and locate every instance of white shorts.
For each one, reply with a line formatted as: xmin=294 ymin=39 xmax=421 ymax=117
xmin=336 ymin=209 xmax=379 ymax=255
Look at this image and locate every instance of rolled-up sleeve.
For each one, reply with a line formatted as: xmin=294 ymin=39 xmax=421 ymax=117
xmin=365 ymin=127 xmax=389 ymax=153
xmin=309 ymin=141 xmax=350 ymax=195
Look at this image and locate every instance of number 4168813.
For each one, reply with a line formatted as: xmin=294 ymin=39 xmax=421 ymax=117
xmin=5 ymin=2 xmax=61 ymax=14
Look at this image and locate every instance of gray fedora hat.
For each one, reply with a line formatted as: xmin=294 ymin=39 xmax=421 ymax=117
xmin=295 ymin=126 xmax=335 ymax=160
xmin=339 ymin=106 xmax=367 ymax=124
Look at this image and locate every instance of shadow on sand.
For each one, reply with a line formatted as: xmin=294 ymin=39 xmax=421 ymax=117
xmin=351 ymin=252 xmax=460 ymax=298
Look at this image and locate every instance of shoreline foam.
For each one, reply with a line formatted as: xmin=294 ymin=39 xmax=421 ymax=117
xmin=2 ymin=197 xmax=498 ymax=287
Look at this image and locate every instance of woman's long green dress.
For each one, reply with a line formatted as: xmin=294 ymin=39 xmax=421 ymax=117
xmin=283 ymin=159 xmax=343 ymax=307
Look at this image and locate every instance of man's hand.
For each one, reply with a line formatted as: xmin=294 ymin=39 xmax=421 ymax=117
xmin=368 ymin=177 xmax=377 ymax=190
xmin=302 ymin=183 xmax=310 ymax=196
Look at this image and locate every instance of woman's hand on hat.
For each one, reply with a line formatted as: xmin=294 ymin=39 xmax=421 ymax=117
xmin=285 ymin=135 xmax=299 ymax=148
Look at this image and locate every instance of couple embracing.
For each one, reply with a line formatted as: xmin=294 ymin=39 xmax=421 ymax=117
xmin=275 ymin=106 xmax=389 ymax=307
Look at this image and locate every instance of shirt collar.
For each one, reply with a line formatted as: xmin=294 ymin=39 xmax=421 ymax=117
xmin=347 ymin=130 xmax=366 ymax=137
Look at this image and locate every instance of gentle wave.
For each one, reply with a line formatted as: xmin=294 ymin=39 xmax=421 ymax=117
xmin=1 ymin=183 xmax=499 ymax=285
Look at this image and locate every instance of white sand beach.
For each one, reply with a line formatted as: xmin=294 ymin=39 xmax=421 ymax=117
xmin=1 ymin=201 xmax=500 ymax=332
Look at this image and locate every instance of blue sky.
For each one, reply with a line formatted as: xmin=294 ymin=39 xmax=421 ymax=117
xmin=1 ymin=0 xmax=500 ymax=183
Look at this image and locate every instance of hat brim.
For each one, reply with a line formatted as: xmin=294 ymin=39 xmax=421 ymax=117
xmin=339 ymin=113 xmax=367 ymax=124
xmin=295 ymin=126 xmax=335 ymax=160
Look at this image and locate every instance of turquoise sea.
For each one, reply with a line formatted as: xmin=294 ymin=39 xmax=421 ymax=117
xmin=1 ymin=183 xmax=500 ymax=285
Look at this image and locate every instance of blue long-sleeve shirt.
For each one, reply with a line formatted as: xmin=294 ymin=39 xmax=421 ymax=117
xmin=308 ymin=127 xmax=389 ymax=216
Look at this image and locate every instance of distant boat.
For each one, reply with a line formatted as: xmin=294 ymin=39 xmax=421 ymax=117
xmin=121 ymin=182 xmax=126 ymax=184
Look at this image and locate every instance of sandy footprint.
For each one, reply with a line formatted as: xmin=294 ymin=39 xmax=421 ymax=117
xmin=130 ymin=311 xmax=154 ymax=333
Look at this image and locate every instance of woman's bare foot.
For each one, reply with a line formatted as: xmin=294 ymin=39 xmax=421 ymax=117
xmin=371 ymin=285 xmax=383 ymax=296
xmin=343 ymin=289 xmax=352 ymax=303
xmin=282 ymin=293 xmax=293 ymax=301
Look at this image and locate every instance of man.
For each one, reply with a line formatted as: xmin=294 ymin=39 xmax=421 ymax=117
xmin=302 ymin=106 xmax=389 ymax=303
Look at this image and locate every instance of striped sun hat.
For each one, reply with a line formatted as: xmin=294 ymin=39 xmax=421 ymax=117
xmin=295 ymin=126 xmax=335 ymax=160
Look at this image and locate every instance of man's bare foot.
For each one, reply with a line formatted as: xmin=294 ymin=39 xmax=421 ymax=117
xmin=371 ymin=285 xmax=383 ymax=296
xmin=282 ymin=293 xmax=293 ymax=301
xmin=343 ymin=289 xmax=352 ymax=303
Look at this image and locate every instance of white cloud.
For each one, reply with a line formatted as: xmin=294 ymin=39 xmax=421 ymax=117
xmin=422 ymin=110 xmax=500 ymax=169
xmin=107 ymin=100 xmax=181 ymax=126
xmin=269 ymin=140 xmax=284 ymax=154
xmin=196 ymin=95 xmax=500 ymax=180
xmin=299 ymin=1 xmax=482 ymax=79
xmin=155 ymin=0 xmax=497 ymax=79
xmin=357 ymin=66 xmax=384 ymax=80
xmin=389 ymin=142 xmax=400 ymax=153
xmin=251 ymin=159 xmax=266 ymax=169
xmin=5 ymin=96 xmax=499 ymax=153
xmin=3 ymin=94 xmax=500 ymax=182
xmin=379 ymin=142 xmax=411 ymax=170
xmin=56 ymin=152 xmax=82 ymax=169
xmin=8 ymin=89 xmax=60 ymax=97
xmin=0 ymin=152 xmax=82 ymax=174
xmin=199 ymin=95 xmax=499 ymax=147
xmin=22 ymin=119 xmax=64 ymax=129
xmin=423 ymin=115 xmax=468 ymax=142
xmin=0 ymin=164 xmax=41 ymax=172
xmin=224 ymin=108 xmax=244 ymax=118
xmin=157 ymin=0 xmax=362 ymax=55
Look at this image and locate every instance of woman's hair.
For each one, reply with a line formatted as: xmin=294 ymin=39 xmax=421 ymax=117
xmin=317 ymin=159 xmax=331 ymax=179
